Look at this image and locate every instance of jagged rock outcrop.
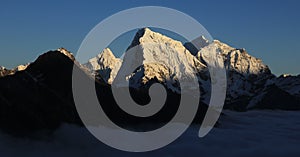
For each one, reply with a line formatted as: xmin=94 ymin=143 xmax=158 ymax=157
xmin=0 ymin=64 xmax=29 ymax=77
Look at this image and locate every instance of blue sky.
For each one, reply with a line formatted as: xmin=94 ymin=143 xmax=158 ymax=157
xmin=0 ymin=0 xmax=299 ymax=75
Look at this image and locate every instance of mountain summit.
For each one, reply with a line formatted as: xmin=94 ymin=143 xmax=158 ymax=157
xmin=84 ymin=48 xmax=122 ymax=83
xmin=112 ymin=28 xmax=207 ymax=93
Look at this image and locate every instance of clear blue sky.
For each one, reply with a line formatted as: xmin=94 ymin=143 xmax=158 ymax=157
xmin=0 ymin=0 xmax=299 ymax=75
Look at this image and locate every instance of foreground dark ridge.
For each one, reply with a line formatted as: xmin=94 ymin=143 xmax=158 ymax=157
xmin=0 ymin=49 xmax=208 ymax=135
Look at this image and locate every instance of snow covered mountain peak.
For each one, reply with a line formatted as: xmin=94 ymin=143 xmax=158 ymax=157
xmin=98 ymin=48 xmax=115 ymax=58
xmin=197 ymin=40 xmax=274 ymax=108
xmin=85 ymin=48 xmax=121 ymax=71
xmin=211 ymin=40 xmax=235 ymax=54
xmin=84 ymin=48 xmax=122 ymax=84
xmin=124 ymin=27 xmax=206 ymax=71
xmin=225 ymin=49 xmax=270 ymax=76
xmin=127 ymin=28 xmax=183 ymax=51
xmin=113 ymin=28 xmax=207 ymax=93
xmin=198 ymin=40 xmax=271 ymax=76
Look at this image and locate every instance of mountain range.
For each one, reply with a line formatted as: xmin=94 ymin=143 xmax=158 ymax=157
xmin=0 ymin=28 xmax=299 ymax=134
xmin=85 ymin=28 xmax=300 ymax=110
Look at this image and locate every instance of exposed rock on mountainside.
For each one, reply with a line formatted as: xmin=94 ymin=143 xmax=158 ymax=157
xmin=0 ymin=64 xmax=29 ymax=77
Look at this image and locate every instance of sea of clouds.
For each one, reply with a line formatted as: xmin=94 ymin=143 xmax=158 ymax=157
xmin=0 ymin=110 xmax=299 ymax=157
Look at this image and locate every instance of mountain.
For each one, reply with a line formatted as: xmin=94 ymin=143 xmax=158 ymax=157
xmin=112 ymin=28 xmax=207 ymax=94
xmin=247 ymin=74 xmax=300 ymax=110
xmin=0 ymin=48 xmax=85 ymax=134
xmin=84 ymin=48 xmax=122 ymax=84
xmin=195 ymin=40 xmax=275 ymax=110
xmin=275 ymin=74 xmax=300 ymax=97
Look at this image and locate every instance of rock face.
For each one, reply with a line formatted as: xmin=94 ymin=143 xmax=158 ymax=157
xmin=84 ymin=48 xmax=122 ymax=84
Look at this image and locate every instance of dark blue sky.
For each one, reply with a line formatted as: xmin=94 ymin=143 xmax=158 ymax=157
xmin=0 ymin=0 xmax=299 ymax=75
